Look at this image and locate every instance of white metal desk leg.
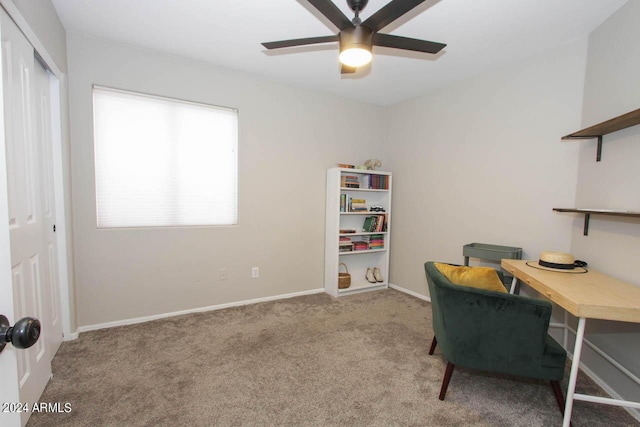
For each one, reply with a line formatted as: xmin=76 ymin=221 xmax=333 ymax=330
xmin=509 ymin=276 xmax=517 ymax=294
xmin=563 ymin=311 xmax=568 ymax=349
xmin=563 ymin=317 xmax=586 ymax=427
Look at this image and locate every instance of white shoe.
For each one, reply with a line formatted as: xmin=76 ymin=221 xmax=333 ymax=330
xmin=373 ymin=267 xmax=384 ymax=283
xmin=366 ymin=268 xmax=377 ymax=283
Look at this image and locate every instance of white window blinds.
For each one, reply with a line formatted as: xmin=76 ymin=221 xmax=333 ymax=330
xmin=93 ymin=87 xmax=238 ymax=227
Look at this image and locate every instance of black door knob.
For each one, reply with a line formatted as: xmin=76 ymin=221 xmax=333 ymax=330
xmin=0 ymin=315 xmax=41 ymax=354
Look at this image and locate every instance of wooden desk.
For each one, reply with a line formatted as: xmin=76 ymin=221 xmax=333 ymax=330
xmin=501 ymin=259 xmax=640 ymax=427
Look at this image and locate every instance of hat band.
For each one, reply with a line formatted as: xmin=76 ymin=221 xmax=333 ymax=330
xmin=539 ymin=259 xmax=575 ymax=270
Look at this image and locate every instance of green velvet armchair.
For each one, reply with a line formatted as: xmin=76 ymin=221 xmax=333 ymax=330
xmin=424 ymin=261 xmax=568 ymax=416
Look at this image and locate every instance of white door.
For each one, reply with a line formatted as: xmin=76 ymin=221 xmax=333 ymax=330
xmin=0 ymin=9 xmax=62 ymax=425
xmin=34 ymin=54 xmax=63 ymax=363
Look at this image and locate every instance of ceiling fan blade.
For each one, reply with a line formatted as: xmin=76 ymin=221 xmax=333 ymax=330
xmin=341 ymin=64 xmax=356 ymax=74
xmin=306 ymin=0 xmax=354 ymax=30
xmin=372 ymin=33 xmax=445 ymax=54
xmin=262 ymin=35 xmax=338 ymax=50
xmin=363 ymin=0 xmax=427 ymax=32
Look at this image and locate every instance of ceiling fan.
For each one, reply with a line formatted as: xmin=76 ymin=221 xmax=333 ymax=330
xmin=261 ymin=0 xmax=446 ymax=74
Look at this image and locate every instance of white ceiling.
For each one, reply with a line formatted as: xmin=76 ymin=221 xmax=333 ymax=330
xmin=51 ymin=0 xmax=626 ymax=106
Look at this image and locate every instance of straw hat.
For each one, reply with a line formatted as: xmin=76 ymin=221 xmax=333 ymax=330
xmin=526 ymin=251 xmax=588 ymax=273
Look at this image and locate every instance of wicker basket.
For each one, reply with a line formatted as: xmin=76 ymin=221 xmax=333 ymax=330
xmin=338 ymin=263 xmax=351 ymax=289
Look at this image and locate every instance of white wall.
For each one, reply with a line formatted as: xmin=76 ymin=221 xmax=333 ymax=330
xmin=385 ymin=39 xmax=587 ymax=296
xmin=66 ymin=34 xmax=386 ymax=328
xmin=569 ymin=0 xmax=640 ymax=410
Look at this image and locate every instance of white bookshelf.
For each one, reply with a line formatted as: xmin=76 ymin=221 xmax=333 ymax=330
xmin=325 ymin=167 xmax=392 ymax=297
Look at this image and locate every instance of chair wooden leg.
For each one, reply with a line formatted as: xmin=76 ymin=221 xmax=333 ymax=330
xmin=550 ymin=380 xmax=565 ymax=414
xmin=429 ymin=336 xmax=437 ymax=355
xmin=439 ymin=362 xmax=455 ymax=400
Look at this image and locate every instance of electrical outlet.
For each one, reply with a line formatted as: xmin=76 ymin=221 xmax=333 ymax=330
xmin=219 ymin=268 xmax=227 ymax=281
xmin=252 ymin=267 xmax=259 ymax=278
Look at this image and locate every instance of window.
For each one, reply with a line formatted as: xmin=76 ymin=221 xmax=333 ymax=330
xmin=93 ymin=86 xmax=238 ymax=227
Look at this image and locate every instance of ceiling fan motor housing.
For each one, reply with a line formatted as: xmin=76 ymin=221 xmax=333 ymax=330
xmin=340 ymin=25 xmax=373 ymax=51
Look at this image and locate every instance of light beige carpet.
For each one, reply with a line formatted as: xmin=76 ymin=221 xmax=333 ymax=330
xmin=28 ymin=289 xmax=638 ymax=426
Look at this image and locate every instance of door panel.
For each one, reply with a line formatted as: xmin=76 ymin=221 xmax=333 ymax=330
xmin=1 ymin=10 xmax=62 ymax=424
xmin=35 ymin=56 xmax=62 ymax=360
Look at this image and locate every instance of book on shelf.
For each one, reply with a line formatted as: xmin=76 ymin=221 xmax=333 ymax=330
xmin=368 ymin=174 xmax=389 ymax=190
xmin=352 ymin=241 xmax=369 ymax=251
xmin=339 ymin=229 xmax=356 ymax=234
xmin=341 ymin=175 xmax=360 ymax=188
xmin=362 ymin=215 xmax=387 ymax=232
xmin=362 ymin=234 xmax=384 ymax=249
xmin=341 ymin=194 xmax=355 ymax=212
xmin=362 ymin=216 xmax=375 ymax=232
xmin=339 ymin=234 xmax=354 ymax=252
xmin=350 ymin=198 xmax=367 ymax=212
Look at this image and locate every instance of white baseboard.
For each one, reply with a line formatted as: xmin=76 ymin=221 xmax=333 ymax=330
xmin=77 ymin=288 xmax=325 ymax=333
xmin=389 ymin=283 xmax=431 ymax=302
xmin=63 ymin=331 xmax=79 ymax=341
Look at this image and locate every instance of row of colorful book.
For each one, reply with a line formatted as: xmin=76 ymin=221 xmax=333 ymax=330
xmin=340 ymin=175 xmax=360 ymax=188
xmin=360 ymin=174 xmax=389 ymax=190
xmin=361 ymin=234 xmax=384 ymax=249
xmin=339 ymin=236 xmax=353 ymax=252
xmin=362 ymin=215 xmax=386 ymax=232
xmin=352 ymin=241 xmax=369 ymax=251
xmin=340 ymin=194 xmax=368 ymax=212
xmin=341 ymin=174 xmax=389 ymax=190
xmin=339 ymin=235 xmax=384 ymax=251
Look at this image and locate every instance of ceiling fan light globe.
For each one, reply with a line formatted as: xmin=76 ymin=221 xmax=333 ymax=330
xmin=339 ymin=47 xmax=372 ymax=67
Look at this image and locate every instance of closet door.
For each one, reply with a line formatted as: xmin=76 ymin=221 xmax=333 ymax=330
xmin=1 ymin=10 xmax=61 ymax=423
xmin=34 ymin=55 xmax=63 ymax=363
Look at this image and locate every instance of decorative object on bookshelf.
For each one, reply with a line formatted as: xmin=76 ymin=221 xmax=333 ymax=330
xmin=338 ymin=163 xmax=355 ymax=169
xmin=364 ymin=159 xmax=382 ymax=170
xmin=338 ymin=263 xmax=351 ymax=289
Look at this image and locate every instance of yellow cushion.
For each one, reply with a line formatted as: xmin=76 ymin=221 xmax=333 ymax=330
xmin=434 ymin=263 xmax=507 ymax=294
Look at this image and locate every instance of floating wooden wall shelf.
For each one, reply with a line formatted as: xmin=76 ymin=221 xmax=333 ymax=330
xmin=553 ymin=208 xmax=640 ymax=236
xmin=562 ymin=108 xmax=640 ymax=161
